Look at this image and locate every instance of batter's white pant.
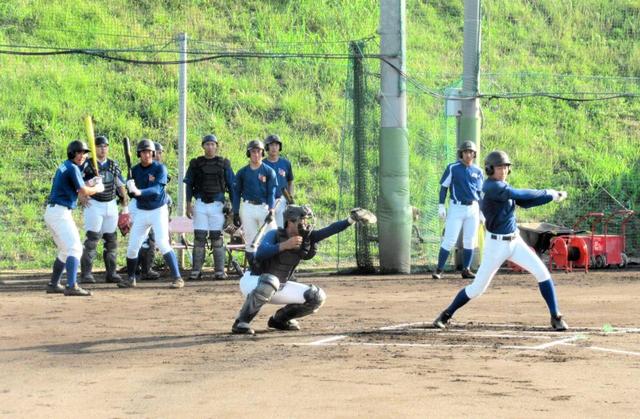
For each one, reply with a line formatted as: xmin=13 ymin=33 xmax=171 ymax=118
xmin=239 ymin=271 xmax=314 ymax=304
xmin=441 ymin=202 xmax=480 ymax=250
xmin=128 ymin=198 xmax=138 ymax=218
xmin=126 ymin=205 xmax=172 ymax=258
xmin=465 ymin=231 xmax=551 ymax=299
xmin=83 ymin=199 xmax=118 ymax=234
xmin=239 ymin=202 xmax=277 ymax=252
xmin=274 ymin=196 xmax=288 ymax=228
xmin=193 ymin=199 xmax=225 ymax=231
xmin=44 ymin=204 xmax=83 ymax=260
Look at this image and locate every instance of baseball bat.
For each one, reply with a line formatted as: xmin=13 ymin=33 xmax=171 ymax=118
xmin=84 ymin=115 xmax=99 ymax=175
xmin=249 ymin=212 xmax=274 ymax=251
xmin=123 ymin=136 xmax=133 ymax=179
xmin=282 ymin=188 xmax=294 ymax=204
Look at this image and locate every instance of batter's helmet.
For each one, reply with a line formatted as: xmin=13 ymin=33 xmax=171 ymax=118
xmin=284 ymin=205 xmax=314 ymax=224
xmin=484 ymin=150 xmax=512 ymax=176
xmin=202 ymin=134 xmax=218 ymax=145
xmin=95 ymin=135 xmax=109 ymax=146
xmin=457 ymin=140 xmax=477 ymax=159
xmin=137 ymin=139 xmax=156 ymax=157
xmin=246 ymin=139 xmax=265 ymax=158
xmin=264 ymin=134 xmax=282 ymax=151
xmin=154 ymin=142 xmax=164 ymax=152
xmin=66 ymin=140 xmax=90 ymax=159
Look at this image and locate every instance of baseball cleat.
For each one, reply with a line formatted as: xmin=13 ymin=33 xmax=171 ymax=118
xmin=214 ymin=271 xmax=228 ymax=280
xmin=188 ymin=271 xmax=201 ymax=281
xmin=432 ymin=269 xmax=443 ymax=280
xmin=267 ymin=316 xmax=301 ymax=331
xmin=45 ymin=283 xmax=65 ymax=294
xmin=433 ymin=311 xmax=452 ymax=329
xmin=461 ymin=268 xmax=476 ymax=279
xmin=64 ymin=284 xmax=92 ymax=297
xmin=550 ymin=314 xmax=568 ymax=331
xmin=117 ymin=278 xmax=136 ymax=288
xmin=140 ymin=270 xmax=160 ymax=280
xmin=171 ymin=278 xmax=184 ymax=289
xmin=232 ymin=320 xmax=255 ymax=335
xmin=105 ymin=273 xmax=122 ymax=283
xmin=80 ymin=274 xmax=96 ymax=284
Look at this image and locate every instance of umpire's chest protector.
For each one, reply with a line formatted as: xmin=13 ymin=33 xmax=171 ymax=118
xmin=262 ymin=229 xmax=301 ymax=282
xmin=193 ymin=156 xmax=227 ymax=201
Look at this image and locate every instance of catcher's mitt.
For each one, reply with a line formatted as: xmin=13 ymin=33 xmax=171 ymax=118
xmin=349 ymin=208 xmax=377 ymax=225
xmin=118 ymin=212 xmax=132 ymax=236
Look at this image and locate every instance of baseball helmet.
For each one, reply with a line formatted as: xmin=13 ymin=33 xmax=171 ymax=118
xmin=246 ymin=139 xmax=265 ymax=158
xmin=457 ymin=140 xmax=477 ymax=158
xmin=284 ymin=205 xmax=314 ymax=224
xmin=95 ymin=135 xmax=109 ymax=146
xmin=66 ymin=140 xmax=90 ymax=159
xmin=202 ymin=134 xmax=218 ymax=145
xmin=484 ymin=150 xmax=512 ymax=176
xmin=264 ymin=134 xmax=282 ymax=151
xmin=154 ymin=142 xmax=164 ymax=152
xmin=137 ymin=139 xmax=156 ymax=157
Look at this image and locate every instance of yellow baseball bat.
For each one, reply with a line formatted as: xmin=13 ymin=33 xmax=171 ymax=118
xmin=84 ymin=115 xmax=99 ymax=175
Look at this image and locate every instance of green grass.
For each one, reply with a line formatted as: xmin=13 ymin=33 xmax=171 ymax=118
xmin=0 ymin=0 xmax=638 ymax=269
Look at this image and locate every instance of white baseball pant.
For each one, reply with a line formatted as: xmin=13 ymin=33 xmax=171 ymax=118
xmin=126 ymin=205 xmax=172 ymax=258
xmin=239 ymin=271 xmax=314 ymax=304
xmin=193 ymin=199 xmax=225 ymax=231
xmin=239 ymin=202 xmax=277 ymax=252
xmin=441 ymin=202 xmax=480 ymax=250
xmin=83 ymin=199 xmax=118 ymax=234
xmin=44 ymin=205 xmax=83 ymax=260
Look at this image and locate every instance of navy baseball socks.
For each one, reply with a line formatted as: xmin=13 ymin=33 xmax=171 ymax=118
xmin=538 ymin=279 xmax=568 ymax=331
xmin=163 ymin=251 xmax=184 ymax=289
xmin=432 ymin=248 xmax=449 ymax=279
xmin=118 ymin=257 xmax=138 ymax=288
xmin=461 ymin=249 xmax=476 ymax=279
xmin=46 ymin=258 xmax=66 ymax=294
xmin=63 ymin=256 xmax=91 ymax=296
xmin=433 ymin=288 xmax=470 ymax=329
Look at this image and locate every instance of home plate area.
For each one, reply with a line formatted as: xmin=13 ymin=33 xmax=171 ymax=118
xmin=299 ymin=322 xmax=640 ymax=357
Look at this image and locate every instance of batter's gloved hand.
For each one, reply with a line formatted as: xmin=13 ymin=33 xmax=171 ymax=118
xmin=126 ymin=179 xmax=141 ymax=196
xmin=118 ymin=212 xmax=132 ymax=236
xmin=438 ymin=204 xmax=446 ymax=220
xmin=547 ymin=189 xmax=568 ymax=202
xmin=86 ymin=176 xmax=103 ymax=187
xmin=348 ymin=208 xmax=377 ymax=225
xmin=233 ymin=213 xmax=242 ymax=228
xmin=94 ymin=182 xmax=105 ymax=193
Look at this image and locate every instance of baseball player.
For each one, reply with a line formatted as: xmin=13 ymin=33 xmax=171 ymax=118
xmin=433 ymin=150 xmax=569 ymax=331
xmin=78 ymin=135 xmax=128 ymax=284
xmin=44 ymin=140 xmax=105 ymax=296
xmin=232 ymin=139 xmax=278 ymax=264
xmin=231 ymin=205 xmax=377 ymax=335
xmin=118 ymin=139 xmax=184 ymax=289
xmin=433 ymin=140 xmax=484 ymax=280
xmin=184 ymin=133 xmax=235 ymax=280
xmin=262 ymin=134 xmax=294 ymax=228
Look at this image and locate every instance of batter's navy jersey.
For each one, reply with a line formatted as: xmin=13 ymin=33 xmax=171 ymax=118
xmin=481 ymin=179 xmax=552 ymax=234
xmin=439 ymin=162 xmax=483 ymax=205
xmin=131 ymin=161 xmax=170 ymax=210
xmin=47 ymin=160 xmax=85 ymax=209
xmin=263 ymin=157 xmax=294 ymax=198
xmin=232 ymin=163 xmax=277 ymax=212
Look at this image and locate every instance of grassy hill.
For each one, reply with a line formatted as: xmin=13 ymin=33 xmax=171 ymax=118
xmin=0 ymin=0 xmax=638 ymax=270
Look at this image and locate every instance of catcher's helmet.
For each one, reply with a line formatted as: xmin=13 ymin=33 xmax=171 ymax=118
xmin=484 ymin=150 xmax=511 ymax=176
xmin=66 ymin=140 xmax=90 ymax=159
xmin=202 ymin=134 xmax=218 ymax=145
xmin=264 ymin=134 xmax=282 ymax=151
xmin=457 ymin=140 xmax=477 ymax=158
xmin=246 ymin=139 xmax=265 ymax=158
xmin=284 ymin=205 xmax=314 ymax=224
xmin=137 ymin=139 xmax=156 ymax=157
xmin=95 ymin=135 xmax=109 ymax=146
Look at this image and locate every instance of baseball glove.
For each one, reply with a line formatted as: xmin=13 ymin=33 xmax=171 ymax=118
xmin=349 ymin=208 xmax=377 ymax=225
xmin=118 ymin=212 xmax=132 ymax=236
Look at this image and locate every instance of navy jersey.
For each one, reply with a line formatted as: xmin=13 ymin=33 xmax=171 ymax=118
xmin=481 ymin=179 xmax=553 ymax=234
xmin=131 ymin=161 xmax=169 ymax=210
xmin=47 ymin=160 xmax=85 ymax=209
xmin=232 ymin=163 xmax=277 ymax=212
xmin=439 ymin=161 xmax=483 ymax=204
xmin=263 ymin=157 xmax=294 ymax=198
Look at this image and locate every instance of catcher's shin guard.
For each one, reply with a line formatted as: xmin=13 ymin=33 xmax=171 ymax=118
xmin=271 ymin=285 xmax=326 ymax=324
xmin=102 ymin=232 xmax=121 ymax=281
xmin=235 ymin=274 xmax=279 ymax=325
xmin=190 ymin=230 xmax=208 ymax=279
xmin=210 ymin=230 xmax=226 ymax=278
xmin=80 ymin=231 xmax=101 ymax=283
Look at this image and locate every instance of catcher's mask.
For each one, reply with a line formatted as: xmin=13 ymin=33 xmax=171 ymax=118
xmin=284 ymin=205 xmax=314 ymax=237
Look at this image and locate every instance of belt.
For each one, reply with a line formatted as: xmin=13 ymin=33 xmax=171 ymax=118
xmin=48 ymin=203 xmax=71 ymax=210
xmin=490 ymin=233 xmax=517 ymax=241
xmin=452 ymin=200 xmax=475 ymax=206
xmin=243 ymin=199 xmax=264 ymax=205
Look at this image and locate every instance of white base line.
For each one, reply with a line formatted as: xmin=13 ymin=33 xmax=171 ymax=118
xmin=529 ymin=335 xmax=584 ymax=350
xmin=308 ymin=335 xmax=347 ymax=346
xmin=561 ymin=343 xmax=640 ymax=357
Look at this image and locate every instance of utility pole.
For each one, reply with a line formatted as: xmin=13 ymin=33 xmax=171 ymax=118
xmin=176 ymin=32 xmax=187 ymax=217
xmin=378 ymin=0 xmax=411 ymax=273
xmin=460 ymin=0 xmax=481 ymax=150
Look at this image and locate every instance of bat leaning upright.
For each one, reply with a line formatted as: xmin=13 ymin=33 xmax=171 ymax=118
xmin=123 ymin=136 xmax=133 ymax=179
xmin=84 ymin=115 xmax=99 ymax=175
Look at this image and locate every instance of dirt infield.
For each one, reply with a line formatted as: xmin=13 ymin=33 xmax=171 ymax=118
xmin=1 ymin=269 xmax=639 ymax=418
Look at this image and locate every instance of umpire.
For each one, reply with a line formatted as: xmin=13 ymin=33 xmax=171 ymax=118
xmin=184 ymin=134 xmax=235 ymax=280
xmin=79 ymin=135 xmax=129 ymax=284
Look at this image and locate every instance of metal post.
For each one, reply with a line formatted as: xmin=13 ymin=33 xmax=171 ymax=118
xmin=176 ymin=32 xmax=187 ymax=217
xmin=378 ymin=0 xmax=411 ymax=273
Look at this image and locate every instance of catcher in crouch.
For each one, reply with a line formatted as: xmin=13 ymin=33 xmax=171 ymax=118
xmin=231 ymin=205 xmax=377 ymax=335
